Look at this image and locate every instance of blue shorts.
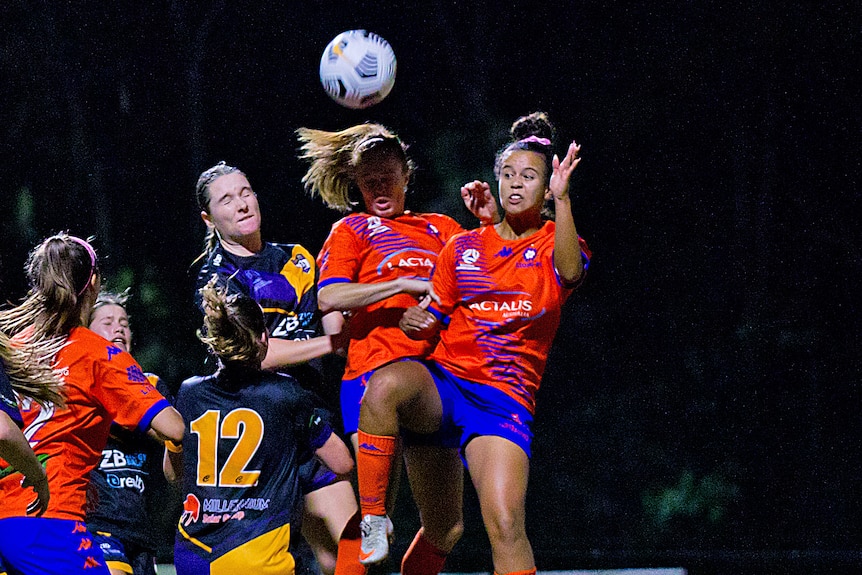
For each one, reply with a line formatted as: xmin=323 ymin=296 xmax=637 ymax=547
xmin=90 ymin=532 xmax=157 ymax=575
xmin=403 ymin=360 xmax=535 ymax=459
xmin=0 ymin=517 xmax=109 ymax=574
xmin=340 ymin=372 xmax=373 ymax=435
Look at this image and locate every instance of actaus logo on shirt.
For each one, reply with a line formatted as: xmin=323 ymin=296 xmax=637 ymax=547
xmin=468 ymin=299 xmax=534 ymax=318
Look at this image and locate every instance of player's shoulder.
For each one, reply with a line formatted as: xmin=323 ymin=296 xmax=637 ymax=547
xmin=67 ymin=327 xmax=126 ymax=359
xmin=413 ymin=211 xmax=460 ymax=227
xmin=270 ymin=242 xmax=316 ymax=264
xmin=332 ymin=213 xmax=368 ymax=230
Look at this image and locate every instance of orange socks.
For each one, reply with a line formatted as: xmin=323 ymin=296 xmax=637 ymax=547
xmin=401 ymin=531 xmax=448 ymax=575
xmin=356 ymin=430 xmax=397 ymax=516
xmin=334 ymin=512 xmax=366 ymax=575
xmin=494 ymin=569 xmax=537 ymax=575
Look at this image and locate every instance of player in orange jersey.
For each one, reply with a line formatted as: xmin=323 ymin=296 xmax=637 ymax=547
xmin=297 ymin=123 xmax=499 ymax=445
xmin=0 ymin=234 xmax=184 ymax=575
xmin=297 ymin=123 xmax=499 ymax=566
xmin=354 ymin=113 xmax=591 ymax=575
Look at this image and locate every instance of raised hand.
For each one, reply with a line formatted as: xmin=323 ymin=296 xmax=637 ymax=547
xmin=461 ymin=180 xmax=499 ymax=225
xmin=548 ymin=141 xmax=581 ymax=202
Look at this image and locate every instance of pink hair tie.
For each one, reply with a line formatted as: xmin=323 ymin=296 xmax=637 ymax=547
xmin=518 ymin=136 xmax=551 ymax=146
xmin=68 ymin=236 xmax=97 ymax=296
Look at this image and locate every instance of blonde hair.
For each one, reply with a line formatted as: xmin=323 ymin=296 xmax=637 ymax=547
xmin=197 ymin=276 xmax=267 ymax=368
xmin=0 ymin=330 xmax=66 ymax=408
xmin=0 ymin=233 xmax=92 ymax=407
xmin=0 ymin=233 xmax=99 ymax=341
xmin=296 ymin=123 xmax=414 ymax=212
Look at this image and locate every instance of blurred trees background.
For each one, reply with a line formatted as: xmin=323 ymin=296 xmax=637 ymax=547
xmin=1 ymin=2 xmax=859 ymax=571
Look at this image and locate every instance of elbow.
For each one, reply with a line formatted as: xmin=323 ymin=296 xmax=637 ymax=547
xmin=317 ymin=288 xmax=337 ymax=314
xmin=154 ymin=407 xmax=186 ymax=445
xmin=560 ymin=266 xmax=586 ymax=288
xmin=330 ymin=453 xmax=354 ymax=476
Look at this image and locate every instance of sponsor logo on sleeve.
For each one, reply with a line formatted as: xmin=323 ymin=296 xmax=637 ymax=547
xmin=292 ymin=253 xmax=312 ymax=273
xmin=126 ymin=365 xmax=147 ymax=383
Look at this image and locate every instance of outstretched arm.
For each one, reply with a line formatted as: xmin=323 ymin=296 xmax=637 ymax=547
xmin=318 ymin=279 xmax=439 ymax=314
xmin=0 ymin=412 xmax=49 ymax=516
xmin=549 ymin=141 xmax=585 ymax=285
xmin=147 ymin=406 xmax=185 ymax=445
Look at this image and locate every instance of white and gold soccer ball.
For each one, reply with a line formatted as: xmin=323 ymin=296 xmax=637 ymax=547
xmin=319 ymin=30 xmax=397 ymax=109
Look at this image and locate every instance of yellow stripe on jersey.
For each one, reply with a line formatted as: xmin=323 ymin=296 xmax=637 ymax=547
xmin=279 ymin=246 xmax=316 ymax=301
xmin=211 ymin=523 xmax=294 ymax=575
xmin=261 ymin=307 xmax=296 ymax=316
xmin=178 ymin=521 xmax=213 ymax=553
xmin=105 ymin=560 xmax=133 ymax=574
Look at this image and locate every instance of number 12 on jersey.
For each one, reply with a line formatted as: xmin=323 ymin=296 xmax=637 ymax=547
xmin=190 ymin=408 xmax=265 ymax=487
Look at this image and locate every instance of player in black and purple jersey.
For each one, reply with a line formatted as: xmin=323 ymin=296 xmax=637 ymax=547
xmin=164 ymin=277 xmax=353 ymax=575
xmin=193 ymin=162 xmax=361 ymax=575
xmin=85 ymin=291 xmax=173 ymax=575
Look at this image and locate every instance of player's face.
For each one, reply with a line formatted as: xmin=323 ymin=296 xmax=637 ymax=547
xmin=89 ymin=303 xmax=132 ymax=352
xmin=203 ymin=172 xmax=262 ymax=241
xmin=497 ymin=150 xmax=549 ymax=217
xmin=355 ymin=151 xmax=409 ymax=219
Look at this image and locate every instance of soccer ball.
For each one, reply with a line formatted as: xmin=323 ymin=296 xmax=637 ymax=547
xmin=319 ymin=30 xmax=397 ymax=109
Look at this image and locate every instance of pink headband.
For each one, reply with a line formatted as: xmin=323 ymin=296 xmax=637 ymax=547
xmin=68 ymin=236 xmax=97 ymax=296
xmin=518 ymin=136 xmax=551 ymax=146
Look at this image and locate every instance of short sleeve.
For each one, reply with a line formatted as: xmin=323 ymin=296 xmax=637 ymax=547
xmin=317 ymin=219 xmax=362 ymax=289
xmin=92 ymin=348 xmax=170 ymax=432
xmin=292 ymin=387 xmax=333 ymax=452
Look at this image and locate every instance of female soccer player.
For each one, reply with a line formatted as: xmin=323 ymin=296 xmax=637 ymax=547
xmin=193 ymin=162 xmax=358 ymax=575
xmin=296 ymin=123 xmax=498 ymax=445
xmin=0 ymin=329 xmax=65 ymax=518
xmin=0 ymin=234 xmax=184 ymax=575
xmin=164 ymin=278 xmax=354 ymax=575
xmin=86 ymin=291 xmax=170 ymax=575
xmin=296 ymin=123 xmax=499 ymax=563
xmin=355 ymin=113 xmax=591 ymax=575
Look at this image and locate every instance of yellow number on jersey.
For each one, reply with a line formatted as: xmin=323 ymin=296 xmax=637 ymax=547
xmin=190 ymin=409 xmax=264 ymax=487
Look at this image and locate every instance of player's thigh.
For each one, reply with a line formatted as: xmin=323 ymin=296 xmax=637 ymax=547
xmin=464 ymin=436 xmax=529 ymax=527
xmin=360 ymin=360 xmax=443 ymax=433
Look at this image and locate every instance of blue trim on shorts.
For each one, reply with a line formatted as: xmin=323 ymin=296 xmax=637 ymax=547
xmin=401 ymin=360 xmax=534 ymax=460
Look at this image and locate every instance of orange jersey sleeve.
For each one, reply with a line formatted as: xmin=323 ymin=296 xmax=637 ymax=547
xmin=428 ymin=222 xmax=590 ymax=413
xmin=0 ymin=327 xmax=169 ymax=521
xmin=317 ymin=211 xmax=463 ymax=378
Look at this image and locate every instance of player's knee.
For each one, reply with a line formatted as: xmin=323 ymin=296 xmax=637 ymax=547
xmin=365 ymin=366 xmax=410 ymax=406
xmin=483 ymin=509 xmax=525 ymax=546
xmin=425 ymin=518 xmax=464 ymax=553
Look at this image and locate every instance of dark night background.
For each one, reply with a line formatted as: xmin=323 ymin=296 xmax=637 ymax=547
xmin=1 ymin=2 xmax=859 ymax=574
